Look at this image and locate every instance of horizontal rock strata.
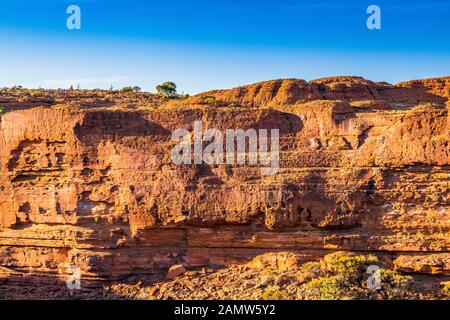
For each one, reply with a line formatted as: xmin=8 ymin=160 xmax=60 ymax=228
xmin=0 ymin=76 xmax=449 ymax=285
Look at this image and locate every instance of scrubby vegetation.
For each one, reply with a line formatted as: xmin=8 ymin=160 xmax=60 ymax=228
xmin=294 ymin=252 xmax=414 ymax=300
xmin=262 ymin=285 xmax=285 ymax=300
xmin=305 ymin=277 xmax=343 ymax=300
xmin=202 ymin=96 xmax=216 ymax=104
xmin=0 ymin=106 xmax=7 ymax=114
xmin=121 ymin=86 xmax=142 ymax=93
xmin=442 ymin=282 xmax=450 ymax=298
xmin=104 ymin=252 xmax=428 ymax=300
xmin=0 ymin=86 xmax=170 ymax=111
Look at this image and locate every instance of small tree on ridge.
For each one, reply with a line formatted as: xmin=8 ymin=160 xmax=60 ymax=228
xmin=156 ymin=82 xmax=177 ymax=98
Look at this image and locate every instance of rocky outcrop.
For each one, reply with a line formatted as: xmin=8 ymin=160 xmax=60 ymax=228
xmin=0 ymin=77 xmax=449 ymax=291
xmin=184 ymin=76 xmax=450 ymax=108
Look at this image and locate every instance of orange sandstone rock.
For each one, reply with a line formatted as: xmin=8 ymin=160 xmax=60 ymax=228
xmin=166 ymin=264 xmax=187 ymax=280
xmin=0 ymin=76 xmax=448 ymax=284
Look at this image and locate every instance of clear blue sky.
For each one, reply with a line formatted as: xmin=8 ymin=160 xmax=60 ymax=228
xmin=0 ymin=0 xmax=449 ymax=94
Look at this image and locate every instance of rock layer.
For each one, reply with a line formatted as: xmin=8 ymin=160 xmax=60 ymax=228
xmin=0 ymin=77 xmax=449 ymax=286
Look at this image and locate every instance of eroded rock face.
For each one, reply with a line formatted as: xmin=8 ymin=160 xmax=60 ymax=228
xmin=0 ymin=77 xmax=449 ymax=284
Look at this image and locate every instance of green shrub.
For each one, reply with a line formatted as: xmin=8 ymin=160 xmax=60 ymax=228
xmin=297 ymin=261 xmax=322 ymax=283
xmin=376 ymin=269 xmax=413 ymax=299
xmin=121 ymin=86 xmax=141 ymax=93
xmin=261 ymin=285 xmax=285 ymax=300
xmin=296 ymin=253 xmax=416 ymax=300
xmin=306 ymin=277 xmax=342 ymax=300
xmin=0 ymin=106 xmax=7 ymax=114
xmin=379 ymin=269 xmax=412 ymax=289
xmin=121 ymin=86 xmax=134 ymax=93
xmin=324 ymin=252 xmax=379 ymax=280
xmin=203 ymin=97 xmax=216 ymax=104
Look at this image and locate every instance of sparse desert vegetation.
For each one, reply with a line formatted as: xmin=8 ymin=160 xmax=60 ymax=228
xmin=100 ymin=252 xmax=445 ymax=300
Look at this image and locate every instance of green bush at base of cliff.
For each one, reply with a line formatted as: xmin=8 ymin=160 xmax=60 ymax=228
xmin=292 ymin=252 xmax=415 ymax=300
xmin=261 ymin=285 xmax=286 ymax=300
xmin=305 ymin=277 xmax=344 ymax=300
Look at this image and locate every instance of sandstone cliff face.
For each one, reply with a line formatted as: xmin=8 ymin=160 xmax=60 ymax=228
xmin=187 ymin=76 xmax=450 ymax=108
xmin=0 ymin=77 xmax=449 ymax=285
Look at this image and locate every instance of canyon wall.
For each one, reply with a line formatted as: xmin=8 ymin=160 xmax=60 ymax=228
xmin=0 ymin=76 xmax=449 ymax=282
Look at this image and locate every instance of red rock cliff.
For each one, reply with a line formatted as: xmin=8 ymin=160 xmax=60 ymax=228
xmin=0 ymin=76 xmax=449 ymax=282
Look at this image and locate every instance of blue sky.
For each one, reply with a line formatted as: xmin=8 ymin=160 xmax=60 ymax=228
xmin=0 ymin=0 xmax=449 ymax=93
